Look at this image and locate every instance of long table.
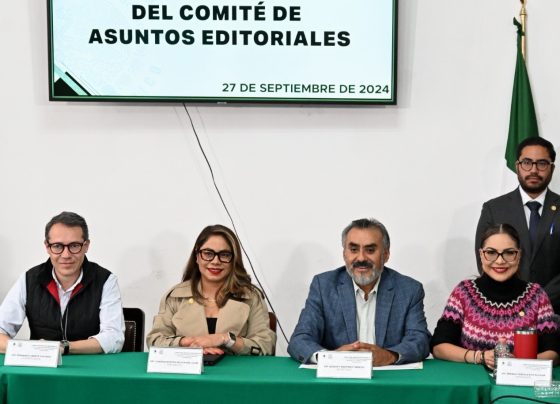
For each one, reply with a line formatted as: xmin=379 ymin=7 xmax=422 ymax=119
xmin=0 ymin=354 xmax=514 ymax=404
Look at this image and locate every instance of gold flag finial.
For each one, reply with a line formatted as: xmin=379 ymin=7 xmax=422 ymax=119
xmin=520 ymin=0 xmax=527 ymax=59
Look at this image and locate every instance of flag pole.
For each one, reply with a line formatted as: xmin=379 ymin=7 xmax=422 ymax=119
xmin=520 ymin=0 xmax=527 ymax=59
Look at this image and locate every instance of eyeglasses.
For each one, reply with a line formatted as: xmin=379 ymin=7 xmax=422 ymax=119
xmin=517 ymin=159 xmax=554 ymax=172
xmin=47 ymin=242 xmax=86 ymax=254
xmin=198 ymin=249 xmax=233 ymax=263
xmin=481 ymin=249 xmax=519 ymax=263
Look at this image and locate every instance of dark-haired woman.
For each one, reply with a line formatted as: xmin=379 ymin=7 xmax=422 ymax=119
xmin=431 ymin=223 xmax=559 ymax=368
xmin=147 ymin=225 xmax=276 ymax=355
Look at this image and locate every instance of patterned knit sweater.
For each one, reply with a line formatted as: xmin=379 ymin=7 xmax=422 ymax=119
xmin=431 ymin=274 xmax=559 ymax=353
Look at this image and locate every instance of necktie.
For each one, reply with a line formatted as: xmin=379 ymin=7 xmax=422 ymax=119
xmin=526 ymin=201 xmax=542 ymax=243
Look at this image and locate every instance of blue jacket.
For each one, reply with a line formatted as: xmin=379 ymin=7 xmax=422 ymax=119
xmin=288 ymin=266 xmax=431 ymax=364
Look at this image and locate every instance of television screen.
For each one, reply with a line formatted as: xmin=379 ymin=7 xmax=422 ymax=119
xmin=47 ymin=0 xmax=398 ymax=104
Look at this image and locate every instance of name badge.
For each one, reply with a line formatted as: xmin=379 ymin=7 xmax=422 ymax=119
xmin=317 ymin=351 xmax=372 ymax=379
xmin=496 ymin=358 xmax=553 ymax=386
xmin=4 ymin=340 xmax=61 ymax=368
xmin=147 ymin=347 xmax=203 ymax=375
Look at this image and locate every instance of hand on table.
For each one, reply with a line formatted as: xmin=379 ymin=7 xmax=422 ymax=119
xmin=336 ymin=341 xmax=398 ymax=366
xmin=482 ymin=350 xmax=495 ymax=369
xmin=179 ymin=334 xmax=225 ymax=355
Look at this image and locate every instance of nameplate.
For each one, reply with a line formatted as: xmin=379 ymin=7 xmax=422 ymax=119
xmin=147 ymin=347 xmax=203 ymax=375
xmin=317 ymin=351 xmax=372 ymax=379
xmin=496 ymin=358 xmax=553 ymax=386
xmin=4 ymin=340 xmax=61 ymax=368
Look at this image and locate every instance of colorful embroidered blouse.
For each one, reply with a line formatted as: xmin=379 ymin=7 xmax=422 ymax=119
xmin=431 ymin=274 xmax=559 ymax=353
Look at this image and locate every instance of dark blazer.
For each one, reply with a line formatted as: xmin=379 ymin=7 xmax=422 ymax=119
xmin=475 ymin=188 xmax=560 ymax=312
xmin=287 ymin=266 xmax=431 ymax=364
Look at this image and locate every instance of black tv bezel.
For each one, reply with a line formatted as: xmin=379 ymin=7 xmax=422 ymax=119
xmin=47 ymin=0 xmax=398 ymax=105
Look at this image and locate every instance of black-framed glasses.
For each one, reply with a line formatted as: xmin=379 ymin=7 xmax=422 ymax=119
xmin=47 ymin=242 xmax=86 ymax=254
xmin=198 ymin=249 xmax=233 ymax=263
xmin=481 ymin=249 xmax=519 ymax=263
xmin=517 ymin=159 xmax=554 ymax=172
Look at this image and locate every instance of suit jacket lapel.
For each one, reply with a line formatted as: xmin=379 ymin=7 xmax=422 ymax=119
xmin=338 ymin=272 xmax=358 ymax=342
xmin=531 ymin=191 xmax=560 ymax=264
xmin=508 ymin=189 xmax=531 ymax=242
xmin=375 ymin=269 xmax=394 ymax=347
xmin=507 ymin=190 xmax=532 ymax=280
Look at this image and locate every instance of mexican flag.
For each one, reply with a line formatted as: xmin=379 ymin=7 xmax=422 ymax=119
xmin=505 ymin=18 xmax=539 ymax=172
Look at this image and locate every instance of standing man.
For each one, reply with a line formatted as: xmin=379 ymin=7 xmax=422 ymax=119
xmin=288 ymin=218 xmax=430 ymax=365
xmin=0 ymin=211 xmax=125 ymax=354
xmin=475 ymin=137 xmax=560 ymax=313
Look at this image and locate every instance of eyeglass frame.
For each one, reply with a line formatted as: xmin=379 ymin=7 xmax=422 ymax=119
xmin=197 ymin=248 xmax=234 ymax=263
xmin=480 ymin=248 xmax=519 ymax=263
xmin=47 ymin=241 xmax=87 ymax=255
xmin=517 ymin=158 xmax=554 ymax=172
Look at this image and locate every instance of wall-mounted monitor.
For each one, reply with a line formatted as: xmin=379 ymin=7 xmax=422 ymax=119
xmin=47 ymin=0 xmax=398 ymax=104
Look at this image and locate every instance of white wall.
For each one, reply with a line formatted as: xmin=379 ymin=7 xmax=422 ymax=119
xmin=1 ymin=0 xmax=559 ymax=356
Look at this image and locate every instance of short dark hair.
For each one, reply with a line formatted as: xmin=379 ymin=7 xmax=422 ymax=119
xmin=479 ymin=223 xmax=520 ymax=249
xmin=341 ymin=218 xmax=390 ymax=250
xmin=516 ymin=137 xmax=556 ymax=162
xmin=45 ymin=212 xmax=89 ymax=241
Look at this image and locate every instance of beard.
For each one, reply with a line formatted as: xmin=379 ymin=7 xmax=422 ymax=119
xmin=518 ymin=172 xmax=551 ymax=195
xmin=346 ymin=259 xmax=383 ymax=287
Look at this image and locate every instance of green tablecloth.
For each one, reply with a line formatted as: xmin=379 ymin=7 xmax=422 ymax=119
xmin=0 ymin=355 xmax=491 ymax=404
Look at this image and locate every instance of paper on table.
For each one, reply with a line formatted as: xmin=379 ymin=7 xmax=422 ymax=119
xmin=299 ymin=361 xmax=423 ymax=370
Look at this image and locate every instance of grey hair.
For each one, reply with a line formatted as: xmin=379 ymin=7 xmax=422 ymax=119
xmin=341 ymin=218 xmax=390 ymax=249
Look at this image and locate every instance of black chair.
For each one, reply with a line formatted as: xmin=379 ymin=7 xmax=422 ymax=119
xmin=122 ymin=308 xmax=145 ymax=352
xmin=268 ymin=312 xmax=277 ymax=333
xmin=268 ymin=312 xmax=277 ymax=355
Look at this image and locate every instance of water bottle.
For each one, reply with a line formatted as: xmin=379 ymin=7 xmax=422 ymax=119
xmin=493 ymin=337 xmax=512 ymax=377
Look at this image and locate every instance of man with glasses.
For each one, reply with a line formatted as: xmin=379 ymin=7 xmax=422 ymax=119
xmin=288 ymin=218 xmax=430 ymax=365
xmin=475 ymin=136 xmax=560 ymax=313
xmin=0 ymin=211 xmax=125 ymax=354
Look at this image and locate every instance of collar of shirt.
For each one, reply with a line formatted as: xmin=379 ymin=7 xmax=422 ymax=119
xmin=519 ymin=186 xmax=547 ymax=207
xmin=351 ymin=272 xmax=381 ymax=301
xmin=52 ymin=268 xmax=83 ymax=314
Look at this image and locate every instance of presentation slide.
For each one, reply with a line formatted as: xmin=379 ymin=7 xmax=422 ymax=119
xmin=48 ymin=0 xmax=397 ymax=104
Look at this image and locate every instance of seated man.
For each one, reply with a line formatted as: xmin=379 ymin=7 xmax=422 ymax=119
xmin=288 ymin=218 xmax=430 ymax=365
xmin=0 ymin=212 xmax=125 ymax=354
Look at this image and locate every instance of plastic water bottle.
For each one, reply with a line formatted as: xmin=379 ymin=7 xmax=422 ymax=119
xmin=493 ymin=337 xmax=512 ymax=377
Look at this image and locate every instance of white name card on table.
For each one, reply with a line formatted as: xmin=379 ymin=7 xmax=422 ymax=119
xmin=317 ymin=351 xmax=372 ymax=379
xmin=147 ymin=347 xmax=203 ymax=375
xmin=4 ymin=340 xmax=61 ymax=368
xmin=496 ymin=358 xmax=553 ymax=386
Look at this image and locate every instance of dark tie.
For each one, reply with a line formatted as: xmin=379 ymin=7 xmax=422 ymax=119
xmin=526 ymin=201 xmax=542 ymax=243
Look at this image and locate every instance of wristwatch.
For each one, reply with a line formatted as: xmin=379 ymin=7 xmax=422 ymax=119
xmin=223 ymin=332 xmax=236 ymax=349
xmin=61 ymin=340 xmax=70 ymax=355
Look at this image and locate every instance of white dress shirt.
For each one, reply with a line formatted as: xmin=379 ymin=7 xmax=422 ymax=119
xmin=353 ymin=275 xmax=380 ymax=345
xmin=0 ymin=269 xmax=125 ymax=353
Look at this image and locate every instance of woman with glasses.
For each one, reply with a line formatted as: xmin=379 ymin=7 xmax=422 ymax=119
xmin=431 ymin=223 xmax=559 ymax=367
xmin=146 ymin=224 xmax=276 ymax=355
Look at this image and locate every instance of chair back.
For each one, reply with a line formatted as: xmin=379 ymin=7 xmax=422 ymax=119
xmin=268 ymin=311 xmax=277 ymax=355
xmin=268 ymin=312 xmax=277 ymax=333
xmin=122 ymin=307 xmax=145 ymax=352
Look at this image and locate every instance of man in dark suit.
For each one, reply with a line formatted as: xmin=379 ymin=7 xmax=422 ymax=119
xmin=475 ymin=137 xmax=560 ymax=313
xmin=287 ymin=218 xmax=430 ymax=365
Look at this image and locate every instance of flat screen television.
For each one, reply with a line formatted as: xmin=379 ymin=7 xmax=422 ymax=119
xmin=47 ymin=0 xmax=398 ymax=104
